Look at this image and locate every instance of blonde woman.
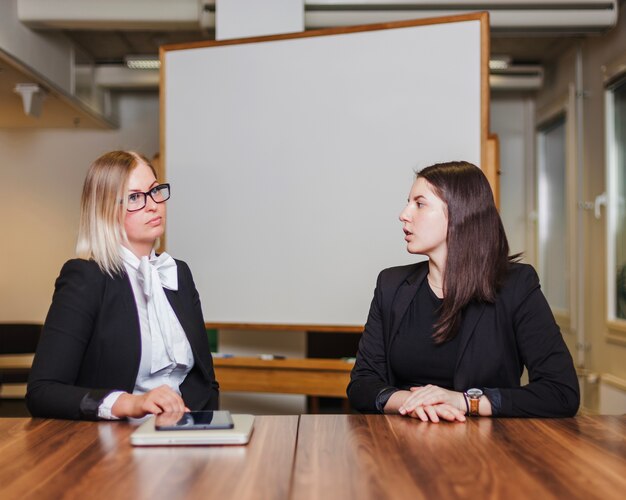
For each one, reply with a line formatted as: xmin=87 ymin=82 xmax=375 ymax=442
xmin=27 ymin=151 xmax=219 ymax=420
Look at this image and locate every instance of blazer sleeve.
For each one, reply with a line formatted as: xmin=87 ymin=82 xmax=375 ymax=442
xmin=26 ymin=260 xmax=113 ymax=420
xmin=347 ymin=272 xmax=393 ymax=412
xmin=494 ymin=265 xmax=580 ymax=417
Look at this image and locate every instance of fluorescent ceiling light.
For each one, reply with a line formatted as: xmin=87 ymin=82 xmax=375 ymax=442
xmin=125 ymin=55 xmax=160 ymax=70
xmin=489 ymin=55 xmax=511 ymax=71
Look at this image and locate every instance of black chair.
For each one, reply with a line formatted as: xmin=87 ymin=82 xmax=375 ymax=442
xmin=0 ymin=323 xmax=42 ymax=393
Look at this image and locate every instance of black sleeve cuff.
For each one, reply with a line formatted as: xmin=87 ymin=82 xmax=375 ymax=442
xmin=375 ymin=387 xmax=399 ymax=413
xmin=79 ymin=390 xmax=112 ymax=421
xmin=483 ymin=387 xmax=502 ymax=416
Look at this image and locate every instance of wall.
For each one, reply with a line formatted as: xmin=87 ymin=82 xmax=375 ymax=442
xmin=536 ymin=6 xmax=626 ymax=413
xmin=491 ymin=94 xmax=535 ymax=259
xmin=0 ymin=92 xmax=160 ymax=322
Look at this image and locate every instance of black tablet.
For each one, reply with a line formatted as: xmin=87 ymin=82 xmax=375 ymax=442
xmin=154 ymin=410 xmax=234 ymax=431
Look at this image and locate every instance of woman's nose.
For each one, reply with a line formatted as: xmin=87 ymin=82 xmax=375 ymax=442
xmin=145 ymin=195 xmax=158 ymax=211
xmin=399 ymin=205 xmax=410 ymax=222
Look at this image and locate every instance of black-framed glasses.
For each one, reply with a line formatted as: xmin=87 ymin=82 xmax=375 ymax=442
xmin=126 ymin=183 xmax=171 ymax=212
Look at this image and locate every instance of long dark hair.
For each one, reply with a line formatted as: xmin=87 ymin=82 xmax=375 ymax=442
xmin=417 ymin=161 xmax=516 ymax=343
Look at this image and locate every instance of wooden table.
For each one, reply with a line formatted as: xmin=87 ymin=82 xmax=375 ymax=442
xmin=0 ymin=415 xmax=298 ymax=499
xmin=292 ymin=415 xmax=626 ymax=499
xmin=0 ymin=415 xmax=624 ymax=499
xmin=215 ymin=356 xmax=354 ymax=412
xmin=213 ymin=357 xmax=353 ymax=398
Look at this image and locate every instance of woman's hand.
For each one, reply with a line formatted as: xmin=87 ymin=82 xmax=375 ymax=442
xmin=153 ymin=410 xmax=186 ymax=427
xmin=111 ymin=385 xmax=189 ymax=419
xmin=398 ymin=384 xmax=467 ymax=422
xmin=384 ymin=387 xmax=466 ymax=423
xmin=383 ymin=390 xmax=412 ymax=413
xmin=404 ymin=403 xmax=466 ymax=423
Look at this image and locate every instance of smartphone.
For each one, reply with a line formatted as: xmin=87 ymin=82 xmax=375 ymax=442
xmin=155 ymin=410 xmax=234 ymax=431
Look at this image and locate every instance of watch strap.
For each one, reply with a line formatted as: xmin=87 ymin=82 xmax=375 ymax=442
xmin=469 ymin=397 xmax=480 ymax=416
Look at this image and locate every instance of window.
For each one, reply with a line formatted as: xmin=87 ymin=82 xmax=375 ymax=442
xmin=537 ymin=115 xmax=569 ymax=313
xmin=607 ymin=79 xmax=626 ymax=322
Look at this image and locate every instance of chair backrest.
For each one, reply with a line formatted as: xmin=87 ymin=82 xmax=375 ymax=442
xmin=0 ymin=324 xmax=42 ymax=389
xmin=0 ymin=323 xmax=42 ymax=354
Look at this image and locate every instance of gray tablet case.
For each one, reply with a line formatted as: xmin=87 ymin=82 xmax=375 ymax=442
xmin=130 ymin=413 xmax=255 ymax=446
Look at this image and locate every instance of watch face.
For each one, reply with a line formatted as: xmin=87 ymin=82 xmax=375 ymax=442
xmin=466 ymin=388 xmax=483 ymax=399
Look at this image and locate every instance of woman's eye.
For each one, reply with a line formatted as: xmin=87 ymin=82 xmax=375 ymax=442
xmin=416 ymin=202 xmax=424 ymax=208
xmin=128 ymin=193 xmax=141 ymax=203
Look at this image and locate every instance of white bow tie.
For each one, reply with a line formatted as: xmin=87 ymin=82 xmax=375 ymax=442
xmin=137 ymin=252 xmax=178 ymax=296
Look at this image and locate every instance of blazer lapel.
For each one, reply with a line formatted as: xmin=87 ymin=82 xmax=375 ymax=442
xmin=164 ymin=288 xmax=191 ymax=343
xmin=119 ymin=273 xmax=143 ymax=382
xmin=164 ymin=286 xmax=211 ymax=380
xmin=389 ymin=264 xmax=429 ymax=348
xmin=453 ymin=301 xmax=486 ymax=389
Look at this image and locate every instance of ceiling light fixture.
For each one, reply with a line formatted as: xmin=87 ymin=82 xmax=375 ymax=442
xmin=489 ymin=55 xmax=512 ymax=71
xmin=125 ymin=55 xmax=161 ymax=70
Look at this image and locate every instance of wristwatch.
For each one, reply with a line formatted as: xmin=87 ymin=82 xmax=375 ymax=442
xmin=465 ymin=388 xmax=483 ymax=416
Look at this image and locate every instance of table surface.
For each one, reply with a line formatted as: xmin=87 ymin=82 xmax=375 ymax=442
xmin=292 ymin=414 xmax=626 ymax=500
xmin=0 ymin=415 xmax=624 ymax=500
xmin=0 ymin=415 xmax=298 ymax=500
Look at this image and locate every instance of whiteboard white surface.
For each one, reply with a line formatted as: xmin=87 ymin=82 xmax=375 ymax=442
xmin=165 ymin=19 xmax=483 ymax=326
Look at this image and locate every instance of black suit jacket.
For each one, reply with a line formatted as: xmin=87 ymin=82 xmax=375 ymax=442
xmin=26 ymin=258 xmax=219 ymax=420
xmin=347 ymin=261 xmax=580 ymax=417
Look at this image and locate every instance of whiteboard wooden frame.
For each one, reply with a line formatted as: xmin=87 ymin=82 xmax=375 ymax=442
xmin=161 ymin=13 xmax=491 ymax=331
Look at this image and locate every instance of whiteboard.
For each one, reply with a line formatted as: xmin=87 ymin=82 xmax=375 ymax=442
xmin=164 ymin=16 xmax=487 ymax=327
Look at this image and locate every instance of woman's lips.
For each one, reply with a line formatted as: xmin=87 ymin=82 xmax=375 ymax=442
xmin=147 ymin=216 xmax=161 ymax=226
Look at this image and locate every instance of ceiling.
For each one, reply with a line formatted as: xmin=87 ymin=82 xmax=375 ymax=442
xmin=64 ymin=28 xmax=578 ymax=66
xmin=0 ymin=26 xmax=583 ymax=129
xmin=1 ymin=4 xmax=609 ymax=129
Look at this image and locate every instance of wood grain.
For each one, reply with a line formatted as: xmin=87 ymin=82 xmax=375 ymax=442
xmin=485 ymin=133 xmax=500 ymax=207
xmin=481 ymin=11 xmax=490 ymax=176
xmin=0 ymin=416 xmax=298 ymax=500
xmin=0 ymin=353 xmax=34 ymax=369
xmin=214 ymin=357 xmax=352 ymax=398
xmin=291 ymin=415 xmax=626 ymax=500
xmin=205 ymin=323 xmax=363 ymax=333
xmin=1 ymin=415 xmax=623 ymax=499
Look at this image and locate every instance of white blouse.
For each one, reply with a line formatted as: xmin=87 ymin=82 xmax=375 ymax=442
xmin=97 ymin=247 xmax=194 ymax=419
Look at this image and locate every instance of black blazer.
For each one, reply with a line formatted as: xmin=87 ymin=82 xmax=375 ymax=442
xmin=347 ymin=261 xmax=580 ymax=417
xmin=26 ymin=258 xmax=219 ymax=420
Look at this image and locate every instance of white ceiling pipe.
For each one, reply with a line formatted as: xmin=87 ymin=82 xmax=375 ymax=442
xmin=18 ymin=0 xmax=617 ymax=33
xmin=76 ymin=63 xmax=543 ymax=91
xmin=490 ymin=74 xmax=544 ymax=91
xmin=18 ymin=0 xmax=208 ymax=30
xmin=75 ymin=65 xmax=159 ymax=89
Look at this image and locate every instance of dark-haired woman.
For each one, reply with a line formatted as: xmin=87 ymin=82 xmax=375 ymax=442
xmin=347 ymin=161 xmax=579 ymax=421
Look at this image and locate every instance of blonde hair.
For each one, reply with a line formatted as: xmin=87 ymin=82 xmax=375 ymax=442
xmin=76 ymin=150 xmax=157 ymax=276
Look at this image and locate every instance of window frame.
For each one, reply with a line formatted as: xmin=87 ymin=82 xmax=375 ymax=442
xmin=536 ymin=113 xmax=569 ymax=318
xmin=604 ymin=62 xmax=626 ymax=345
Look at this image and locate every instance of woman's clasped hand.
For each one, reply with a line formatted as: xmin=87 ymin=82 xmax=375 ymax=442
xmin=386 ymin=385 xmax=467 ymax=423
